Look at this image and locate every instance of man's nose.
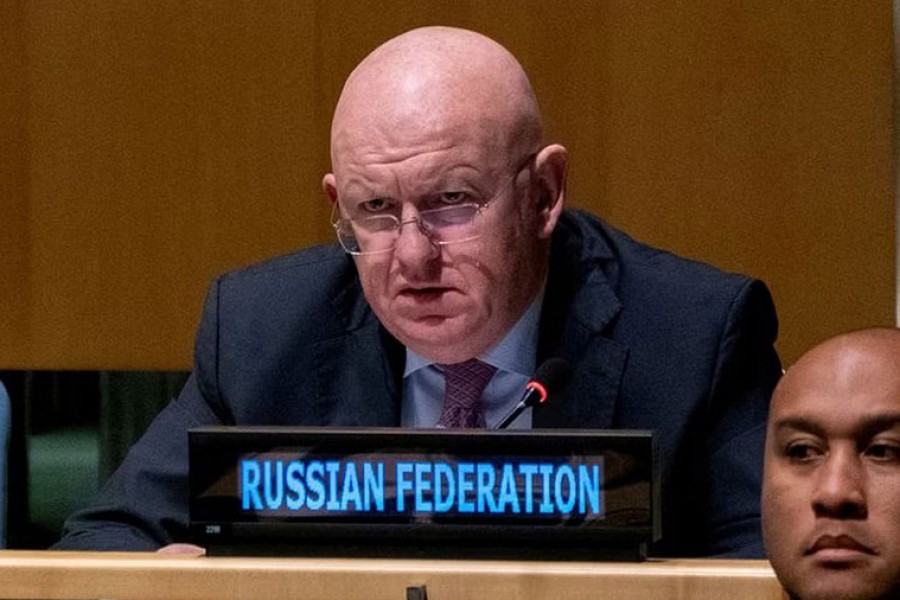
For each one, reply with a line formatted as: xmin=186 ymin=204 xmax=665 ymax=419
xmin=393 ymin=214 xmax=440 ymax=271
xmin=811 ymin=449 xmax=867 ymax=519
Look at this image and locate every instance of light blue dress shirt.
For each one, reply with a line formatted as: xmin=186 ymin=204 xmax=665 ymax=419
xmin=401 ymin=289 xmax=544 ymax=430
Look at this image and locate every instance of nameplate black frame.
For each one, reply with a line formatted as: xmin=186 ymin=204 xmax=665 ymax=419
xmin=189 ymin=426 xmax=659 ymax=560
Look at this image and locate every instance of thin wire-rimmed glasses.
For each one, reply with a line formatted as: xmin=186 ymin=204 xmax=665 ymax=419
xmin=331 ymin=155 xmax=534 ymax=256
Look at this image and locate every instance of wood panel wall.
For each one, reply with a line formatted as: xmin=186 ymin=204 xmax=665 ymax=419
xmin=0 ymin=1 xmax=894 ymax=370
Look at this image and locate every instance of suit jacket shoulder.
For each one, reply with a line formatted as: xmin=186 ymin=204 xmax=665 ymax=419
xmin=540 ymin=210 xmax=780 ymax=557
xmin=195 ymin=243 xmax=403 ymax=428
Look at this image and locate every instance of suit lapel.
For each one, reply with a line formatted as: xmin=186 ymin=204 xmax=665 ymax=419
xmin=310 ymin=261 xmax=403 ymax=427
xmin=533 ymin=216 xmax=629 ymax=429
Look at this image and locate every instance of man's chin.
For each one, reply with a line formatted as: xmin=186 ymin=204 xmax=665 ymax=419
xmin=394 ymin=322 xmax=487 ymax=363
xmin=787 ymin=567 xmax=896 ymax=600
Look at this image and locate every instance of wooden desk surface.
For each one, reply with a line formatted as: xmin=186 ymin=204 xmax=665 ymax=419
xmin=0 ymin=551 xmax=783 ymax=599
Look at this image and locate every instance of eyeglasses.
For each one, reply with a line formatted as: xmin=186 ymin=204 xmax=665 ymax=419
xmin=331 ymin=155 xmax=534 ymax=256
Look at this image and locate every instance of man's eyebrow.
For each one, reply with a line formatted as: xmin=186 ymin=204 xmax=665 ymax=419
xmin=859 ymin=413 xmax=900 ymax=438
xmin=773 ymin=416 xmax=825 ymax=437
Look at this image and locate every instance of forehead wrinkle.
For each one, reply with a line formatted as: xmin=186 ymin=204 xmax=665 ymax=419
xmin=337 ymin=149 xmax=483 ymax=185
xmin=334 ymin=113 xmax=516 ymax=171
xmin=336 ymin=158 xmax=488 ymax=206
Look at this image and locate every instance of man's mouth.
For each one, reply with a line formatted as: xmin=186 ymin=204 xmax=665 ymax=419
xmin=398 ymin=287 xmax=451 ymax=302
xmin=805 ymin=534 xmax=876 ymax=562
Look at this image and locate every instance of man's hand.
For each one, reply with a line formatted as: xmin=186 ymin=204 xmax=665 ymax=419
xmin=156 ymin=543 xmax=206 ymax=556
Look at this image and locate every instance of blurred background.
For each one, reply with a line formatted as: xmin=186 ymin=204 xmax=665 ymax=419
xmin=0 ymin=1 xmax=895 ymax=548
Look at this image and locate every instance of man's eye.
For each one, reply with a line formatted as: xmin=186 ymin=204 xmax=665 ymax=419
xmin=361 ymin=198 xmax=391 ymax=213
xmin=865 ymin=442 xmax=900 ymax=464
xmin=438 ymin=192 xmax=469 ymax=205
xmin=784 ymin=442 xmax=823 ymax=463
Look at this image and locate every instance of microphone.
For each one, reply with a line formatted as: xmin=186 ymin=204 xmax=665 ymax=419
xmin=493 ymin=358 xmax=573 ymax=429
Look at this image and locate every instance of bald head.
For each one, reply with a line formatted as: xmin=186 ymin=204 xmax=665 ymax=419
xmin=330 ymin=26 xmax=543 ymax=171
xmin=763 ymin=328 xmax=900 ymax=600
xmin=777 ymin=328 xmax=900 ymax=399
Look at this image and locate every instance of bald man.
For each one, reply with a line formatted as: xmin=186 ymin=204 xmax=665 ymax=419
xmin=55 ymin=27 xmax=781 ymax=557
xmin=763 ymin=329 xmax=900 ymax=600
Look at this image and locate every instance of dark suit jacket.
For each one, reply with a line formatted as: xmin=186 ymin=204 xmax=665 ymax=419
xmin=54 ymin=210 xmax=781 ymax=556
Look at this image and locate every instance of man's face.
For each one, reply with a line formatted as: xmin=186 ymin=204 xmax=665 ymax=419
xmin=762 ymin=344 xmax=900 ymax=600
xmin=324 ymin=116 xmax=555 ymax=364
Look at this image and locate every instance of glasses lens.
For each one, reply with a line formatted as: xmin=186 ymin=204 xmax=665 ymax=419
xmin=334 ymin=220 xmax=362 ymax=253
xmin=334 ymin=205 xmax=484 ymax=255
xmin=421 ymin=204 xmax=481 ymax=243
xmin=337 ymin=215 xmax=398 ymax=255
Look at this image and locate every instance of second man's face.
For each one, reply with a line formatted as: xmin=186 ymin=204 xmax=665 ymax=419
xmin=762 ymin=345 xmax=900 ymax=600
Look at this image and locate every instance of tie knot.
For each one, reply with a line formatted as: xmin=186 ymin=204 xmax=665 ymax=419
xmin=437 ymin=359 xmax=497 ymax=428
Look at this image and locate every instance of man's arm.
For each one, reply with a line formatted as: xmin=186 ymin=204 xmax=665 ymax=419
xmin=701 ymin=278 xmax=782 ymax=557
xmin=52 ymin=278 xmax=229 ymax=551
xmin=51 ymin=373 xmax=220 ymax=550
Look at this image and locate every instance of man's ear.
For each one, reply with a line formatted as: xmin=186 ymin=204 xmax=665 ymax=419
xmin=532 ymin=144 xmax=568 ymax=239
xmin=322 ymin=173 xmax=338 ymax=205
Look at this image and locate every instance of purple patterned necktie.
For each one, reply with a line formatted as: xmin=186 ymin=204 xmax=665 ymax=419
xmin=437 ymin=359 xmax=497 ymax=428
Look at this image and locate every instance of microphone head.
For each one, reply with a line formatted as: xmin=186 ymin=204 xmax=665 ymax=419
xmin=534 ymin=357 xmax=573 ymax=390
xmin=494 ymin=358 xmax=574 ymax=428
xmin=527 ymin=358 xmax=573 ymax=403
